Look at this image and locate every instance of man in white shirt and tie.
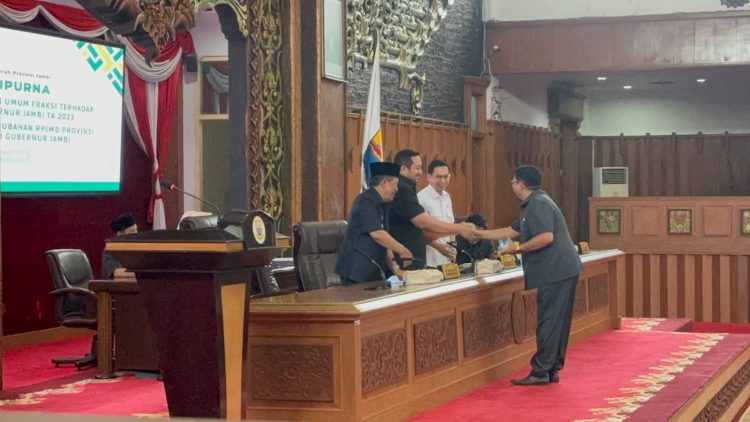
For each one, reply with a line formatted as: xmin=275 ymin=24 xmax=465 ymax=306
xmin=417 ymin=159 xmax=457 ymax=267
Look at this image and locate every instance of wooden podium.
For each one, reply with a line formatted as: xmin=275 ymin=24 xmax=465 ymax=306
xmin=107 ymin=213 xmax=283 ymax=419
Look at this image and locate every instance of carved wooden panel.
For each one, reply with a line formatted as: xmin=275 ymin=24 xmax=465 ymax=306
xmin=511 ymin=290 xmax=526 ymax=344
xmin=361 ymin=329 xmax=407 ymax=394
xmin=703 ymin=206 xmax=732 ymax=236
xmin=695 ymin=357 xmax=750 ymax=421
xmin=574 ymin=278 xmax=587 ymax=317
xmin=591 ymin=197 xmax=750 ymax=255
xmin=414 ymin=315 xmax=458 ymax=374
xmin=251 ymin=345 xmax=334 ymax=402
xmin=462 ymin=299 xmax=514 ymax=358
xmin=588 ymin=274 xmax=609 ymax=310
xmin=523 ymin=291 xmax=537 ymax=339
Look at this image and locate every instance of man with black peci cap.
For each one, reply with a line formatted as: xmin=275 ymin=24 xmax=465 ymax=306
xmin=335 ymin=162 xmax=414 ymax=284
xmin=101 ymin=213 xmax=138 ymax=279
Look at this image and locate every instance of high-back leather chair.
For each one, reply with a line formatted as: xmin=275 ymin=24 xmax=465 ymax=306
xmin=292 ymin=220 xmax=348 ymax=291
xmin=46 ymin=249 xmax=98 ymax=369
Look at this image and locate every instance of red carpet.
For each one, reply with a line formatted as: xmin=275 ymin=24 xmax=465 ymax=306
xmin=1 ymin=336 xmax=167 ymax=417
xmin=409 ymin=330 xmax=750 ymax=422
xmin=5 ymin=322 xmax=750 ymax=420
xmin=0 ymin=372 xmax=167 ymax=417
xmin=3 ymin=336 xmax=94 ymax=389
xmin=620 ymin=317 xmax=694 ymax=332
xmin=693 ymin=322 xmax=750 ymax=334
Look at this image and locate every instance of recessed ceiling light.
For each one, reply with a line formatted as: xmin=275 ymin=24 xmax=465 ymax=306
xmin=623 ymin=85 xmax=632 ymax=90
xmin=597 ymin=76 xmax=607 ymax=81
xmin=696 ymin=78 xmax=707 ymax=83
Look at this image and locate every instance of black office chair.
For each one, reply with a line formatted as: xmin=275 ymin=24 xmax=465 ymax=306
xmin=292 ymin=220 xmax=348 ymax=291
xmin=46 ymin=249 xmax=98 ymax=370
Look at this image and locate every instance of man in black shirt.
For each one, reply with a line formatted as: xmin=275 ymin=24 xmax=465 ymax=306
xmin=478 ymin=165 xmax=582 ymax=386
xmin=388 ymin=149 xmax=479 ymax=269
xmin=335 ymin=162 xmax=414 ymax=284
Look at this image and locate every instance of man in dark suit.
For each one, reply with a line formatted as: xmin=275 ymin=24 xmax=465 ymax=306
xmin=335 ymin=162 xmax=413 ymax=284
xmin=479 ymin=165 xmax=583 ymax=385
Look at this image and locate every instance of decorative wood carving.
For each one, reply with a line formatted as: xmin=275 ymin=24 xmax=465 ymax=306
xmin=245 ymin=0 xmax=263 ymax=209
xmin=694 ymin=357 xmax=750 ymax=421
xmin=523 ymin=291 xmax=537 ymax=339
xmin=258 ymin=0 xmax=285 ymax=225
xmin=588 ymin=274 xmax=609 ymax=311
xmin=414 ymin=315 xmax=458 ymax=374
xmin=361 ymin=329 xmax=407 ymax=394
xmin=462 ymin=300 xmax=514 ymax=358
xmin=510 ymin=291 xmax=526 ymax=344
xmin=195 ymin=0 xmax=248 ymax=38
xmin=574 ymin=278 xmax=587 ymax=317
xmin=346 ymin=0 xmax=455 ymax=114
xmin=250 ymin=344 xmax=334 ymax=402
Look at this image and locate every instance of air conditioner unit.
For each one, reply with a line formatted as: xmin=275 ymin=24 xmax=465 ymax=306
xmin=593 ymin=167 xmax=629 ymax=197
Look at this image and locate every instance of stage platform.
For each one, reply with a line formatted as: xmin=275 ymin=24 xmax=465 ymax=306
xmin=1 ymin=318 xmax=749 ymax=421
xmin=410 ymin=318 xmax=750 ymax=422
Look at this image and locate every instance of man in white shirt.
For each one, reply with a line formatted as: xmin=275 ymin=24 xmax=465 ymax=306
xmin=417 ymin=159 xmax=457 ymax=267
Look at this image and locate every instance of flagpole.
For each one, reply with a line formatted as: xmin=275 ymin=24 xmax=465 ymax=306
xmin=360 ymin=27 xmax=383 ymax=191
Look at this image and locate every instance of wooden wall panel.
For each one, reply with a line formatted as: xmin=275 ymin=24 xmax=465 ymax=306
xmin=591 ymin=197 xmax=750 ymax=322
xmin=614 ymin=253 xmax=750 ymax=323
xmin=590 ymin=197 xmax=750 ymax=254
xmin=487 ymin=13 xmax=750 ymax=73
xmin=345 ymin=112 xmax=470 ymax=217
xmin=483 ymin=122 xmax=559 ymax=229
xmin=585 ymin=134 xmax=750 ymax=197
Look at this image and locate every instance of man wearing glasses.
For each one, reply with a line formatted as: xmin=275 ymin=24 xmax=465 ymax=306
xmin=388 ymin=149 xmax=479 ymax=270
xmin=417 ymin=159 xmax=457 ymax=267
xmin=479 ymin=165 xmax=582 ymax=386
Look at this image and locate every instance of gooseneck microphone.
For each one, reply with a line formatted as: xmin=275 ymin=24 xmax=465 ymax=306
xmin=448 ymin=241 xmax=475 ymax=265
xmin=353 ymin=248 xmax=390 ymax=290
xmin=159 ymin=179 xmax=222 ymax=216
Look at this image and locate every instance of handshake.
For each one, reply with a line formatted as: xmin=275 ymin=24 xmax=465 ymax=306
xmin=458 ymin=222 xmax=481 ymax=243
xmin=424 ymin=221 xmax=481 ymax=244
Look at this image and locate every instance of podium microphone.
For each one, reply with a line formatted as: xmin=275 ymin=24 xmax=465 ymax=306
xmin=159 ymin=179 xmax=222 ymax=216
xmin=448 ymin=241 xmax=474 ymax=265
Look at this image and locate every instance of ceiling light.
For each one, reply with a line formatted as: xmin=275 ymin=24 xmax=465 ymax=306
xmin=597 ymin=76 xmax=607 ymax=81
xmin=623 ymin=85 xmax=632 ymax=90
xmin=696 ymin=78 xmax=707 ymax=83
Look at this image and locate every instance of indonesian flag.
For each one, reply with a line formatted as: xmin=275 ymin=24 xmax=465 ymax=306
xmin=361 ymin=39 xmax=382 ymax=190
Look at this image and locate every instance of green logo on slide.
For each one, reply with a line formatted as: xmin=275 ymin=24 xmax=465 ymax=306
xmin=75 ymin=41 xmax=124 ymax=95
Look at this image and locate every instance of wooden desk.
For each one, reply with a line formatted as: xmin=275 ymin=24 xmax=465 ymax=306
xmin=89 ymin=279 xmax=159 ymax=379
xmin=247 ymin=250 xmax=624 ymax=421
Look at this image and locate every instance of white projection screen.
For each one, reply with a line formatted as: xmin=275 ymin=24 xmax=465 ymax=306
xmin=0 ymin=24 xmax=125 ymax=194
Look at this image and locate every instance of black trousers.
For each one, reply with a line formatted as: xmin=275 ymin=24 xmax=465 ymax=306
xmin=530 ymin=274 xmax=579 ymax=377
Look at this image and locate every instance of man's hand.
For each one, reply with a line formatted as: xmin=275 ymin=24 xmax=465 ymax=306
xmin=434 ymin=243 xmax=457 ymax=260
xmin=459 ymin=222 xmax=480 ymax=243
xmin=397 ymin=247 xmax=414 ymax=263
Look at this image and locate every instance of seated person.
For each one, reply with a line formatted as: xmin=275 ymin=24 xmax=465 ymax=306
xmin=455 ymin=214 xmax=496 ymax=264
xmin=101 ymin=213 xmax=138 ymax=279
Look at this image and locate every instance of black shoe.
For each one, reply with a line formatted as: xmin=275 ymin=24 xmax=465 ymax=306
xmin=511 ymin=374 xmax=549 ymax=386
xmin=549 ymin=372 xmax=559 ymax=383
